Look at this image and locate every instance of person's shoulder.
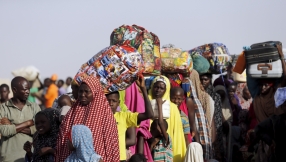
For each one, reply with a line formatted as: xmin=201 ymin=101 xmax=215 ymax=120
xmin=27 ymin=101 xmax=41 ymax=110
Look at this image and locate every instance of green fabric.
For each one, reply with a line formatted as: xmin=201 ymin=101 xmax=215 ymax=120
xmin=191 ymin=53 xmax=210 ymax=74
xmin=28 ymin=87 xmax=38 ymax=103
xmin=119 ymin=90 xmax=128 ymax=112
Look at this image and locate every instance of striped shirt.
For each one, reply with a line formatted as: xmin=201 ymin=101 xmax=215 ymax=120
xmin=152 ymin=134 xmax=173 ymax=162
xmin=180 ymin=111 xmax=190 ymax=135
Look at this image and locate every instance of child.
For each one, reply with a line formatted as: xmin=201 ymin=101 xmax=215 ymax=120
xmin=23 ymin=109 xmax=60 ymax=162
xmin=105 ymin=75 xmax=154 ymax=161
xmin=170 ymin=87 xmax=194 ymax=145
xmin=0 ymin=84 xmax=10 ymax=104
xmin=149 ymin=98 xmax=173 ymax=162
xmin=65 ymin=125 xmax=103 ymax=162
xmin=58 ymin=95 xmax=72 ymax=122
xmin=129 ymin=153 xmax=147 ymax=162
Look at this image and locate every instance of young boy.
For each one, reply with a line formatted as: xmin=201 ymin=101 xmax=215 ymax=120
xmin=0 ymin=84 xmax=10 ymax=104
xmin=170 ymin=87 xmax=195 ymax=145
xmin=105 ymin=75 xmax=154 ymax=162
xmin=58 ymin=95 xmax=72 ymax=122
xmin=149 ymin=98 xmax=173 ymax=162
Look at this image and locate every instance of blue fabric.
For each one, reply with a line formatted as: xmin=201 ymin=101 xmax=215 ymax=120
xmin=65 ymin=125 xmax=102 ymax=162
xmin=274 ymin=87 xmax=286 ymax=108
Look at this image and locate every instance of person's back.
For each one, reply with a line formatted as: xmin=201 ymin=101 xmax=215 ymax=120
xmin=45 ymin=75 xmax=59 ymax=108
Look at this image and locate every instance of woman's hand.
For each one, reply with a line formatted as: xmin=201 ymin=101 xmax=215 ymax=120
xmin=23 ymin=141 xmax=32 ymax=153
xmin=231 ymin=97 xmax=238 ymax=105
xmin=135 ymin=75 xmax=146 ymax=90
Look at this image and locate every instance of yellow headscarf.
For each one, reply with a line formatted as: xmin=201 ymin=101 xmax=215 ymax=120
xmin=148 ymin=75 xmax=186 ymax=162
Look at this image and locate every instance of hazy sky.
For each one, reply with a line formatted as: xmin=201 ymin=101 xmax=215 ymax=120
xmin=1 ymin=1 xmax=286 ymax=80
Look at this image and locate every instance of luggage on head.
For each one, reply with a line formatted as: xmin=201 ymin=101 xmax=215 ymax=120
xmin=189 ymin=50 xmax=210 ymax=74
xmin=244 ymin=41 xmax=283 ymax=78
xmin=12 ymin=66 xmax=40 ymax=81
xmin=110 ymin=24 xmax=161 ymax=76
xmin=189 ymin=42 xmax=231 ymax=74
xmin=160 ymin=44 xmax=193 ymax=74
xmin=74 ymin=44 xmax=144 ymax=94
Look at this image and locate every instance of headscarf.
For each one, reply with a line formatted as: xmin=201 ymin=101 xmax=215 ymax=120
xmin=184 ymin=142 xmax=204 ymax=162
xmin=253 ymin=84 xmax=277 ymax=123
xmin=56 ymin=76 xmax=119 ymax=162
xmin=189 ymin=70 xmax=212 ymax=128
xmin=124 ymin=83 xmax=153 ymax=161
xmin=168 ymin=73 xmax=184 ymax=88
xmin=236 ymin=83 xmax=252 ymax=110
xmin=65 ymin=125 xmax=102 ymax=162
xmin=33 ymin=109 xmax=60 ymax=162
xmin=148 ymin=76 xmax=187 ymax=162
xmin=186 ymin=77 xmax=212 ymax=160
xmin=214 ymin=85 xmax=233 ymax=123
xmin=205 ymin=84 xmax=224 ymax=161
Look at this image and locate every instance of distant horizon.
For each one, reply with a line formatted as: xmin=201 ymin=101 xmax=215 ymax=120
xmin=1 ymin=0 xmax=286 ymax=80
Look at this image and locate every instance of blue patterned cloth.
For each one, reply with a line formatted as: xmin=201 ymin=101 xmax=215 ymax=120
xmin=274 ymin=87 xmax=286 ymax=108
xmin=65 ymin=125 xmax=102 ymax=162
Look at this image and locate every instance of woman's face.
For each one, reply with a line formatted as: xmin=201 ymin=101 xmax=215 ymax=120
xmin=78 ymin=83 xmax=93 ymax=106
xmin=152 ymin=81 xmax=166 ymax=99
xmin=200 ymin=75 xmax=211 ymax=90
xmin=35 ymin=114 xmax=51 ymax=135
xmin=228 ymin=85 xmax=237 ymax=98
xmin=260 ymin=83 xmax=271 ymax=95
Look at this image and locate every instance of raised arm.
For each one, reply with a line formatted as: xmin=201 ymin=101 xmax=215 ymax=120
xmin=156 ymin=98 xmax=169 ymax=146
xmin=186 ymin=98 xmax=199 ymax=142
xmin=137 ymin=75 xmax=154 ymax=124
xmin=125 ymin=127 xmax=136 ymax=148
xmin=277 ymin=44 xmax=286 ymax=87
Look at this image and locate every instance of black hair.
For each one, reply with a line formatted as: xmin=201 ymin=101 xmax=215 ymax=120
xmin=229 ymin=81 xmax=238 ymax=87
xmin=0 ymin=84 xmax=9 ymax=90
xmin=152 ymin=119 xmax=168 ymax=130
xmin=105 ymin=91 xmax=119 ymax=98
xmin=170 ymin=87 xmax=184 ymax=96
xmin=58 ymin=80 xmax=64 ymax=85
xmin=200 ymin=73 xmax=212 ymax=79
xmin=66 ymin=77 xmax=72 ymax=80
xmin=11 ymin=76 xmax=28 ymax=89
xmin=129 ymin=153 xmax=147 ymax=162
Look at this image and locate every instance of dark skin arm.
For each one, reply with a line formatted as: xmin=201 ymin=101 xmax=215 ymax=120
xmin=136 ymin=132 xmax=144 ymax=154
xmin=1 ymin=118 xmax=33 ymax=133
xmin=157 ymin=98 xmax=169 ymax=146
xmin=277 ymin=44 xmax=286 ymax=87
xmin=136 ymin=75 xmax=154 ymax=124
xmin=186 ymin=98 xmax=199 ymax=142
xmin=125 ymin=127 xmax=136 ymax=148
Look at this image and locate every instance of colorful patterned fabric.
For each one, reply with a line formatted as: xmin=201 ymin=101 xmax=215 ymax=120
xmin=65 ymin=125 xmax=102 ymax=162
xmin=161 ymin=45 xmax=193 ymax=73
xmin=189 ymin=43 xmax=231 ymax=74
xmin=74 ymin=45 xmax=144 ymax=94
xmin=33 ymin=109 xmax=60 ymax=162
xmin=236 ymin=83 xmax=253 ymax=110
xmin=152 ymin=135 xmax=173 ymax=162
xmin=180 ymin=111 xmax=190 ymax=135
xmin=110 ymin=24 xmax=161 ymax=75
xmin=56 ymin=76 xmax=120 ymax=162
xmin=187 ymin=78 xmax=212 ymax=160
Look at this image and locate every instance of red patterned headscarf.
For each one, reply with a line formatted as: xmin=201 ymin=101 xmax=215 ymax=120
xmin=55 ymin=76 xmax=119 ymax=162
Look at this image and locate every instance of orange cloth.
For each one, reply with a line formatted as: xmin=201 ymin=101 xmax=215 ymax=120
xmin=51 ymin=74 xmax=58 ymax=81
xmin=233 ymin=51 xmax=246 ymax=74
xmin=45 ymin=84 xmax=58 ymax=108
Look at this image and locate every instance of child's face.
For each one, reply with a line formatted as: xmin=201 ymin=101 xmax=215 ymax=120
xmin=35 ymin=114 xmax=51 ymax=135
xmin=106 ymin=93 xmax=120 ymax=113
xmin=170 ymin=91 xmax=184 ymax=107
xmin=58 ymin=97 xmax=72 ymax=108
xmin=0 ymin=87 xmax=9 ymax=100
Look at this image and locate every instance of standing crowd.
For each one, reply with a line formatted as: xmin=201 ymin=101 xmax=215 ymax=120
xmin=1 ymin=61 xmax=285 ymax=162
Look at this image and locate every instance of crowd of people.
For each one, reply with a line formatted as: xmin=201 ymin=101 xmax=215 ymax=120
xmin=0 ymin=61 xmax=286 ymax=162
